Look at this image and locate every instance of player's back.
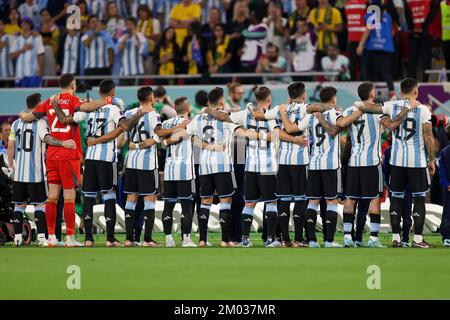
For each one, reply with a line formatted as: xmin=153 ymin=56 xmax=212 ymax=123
xmin=162 ymin=116 xmax=194 ymax=181
xmin=344 ymin=106 xmax=382 ymax=167
xmin=308 ymin=108 xmax=341 ymax=170
xmin=11 ymin=118 xmax=48 ymax=183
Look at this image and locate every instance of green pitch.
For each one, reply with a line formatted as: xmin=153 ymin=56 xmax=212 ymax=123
xmin=1 ymin=233 xmax=450 ymax=300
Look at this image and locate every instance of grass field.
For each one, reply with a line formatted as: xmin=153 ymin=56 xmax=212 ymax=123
xmin=1 ymin=232 xmax=450 ymax=300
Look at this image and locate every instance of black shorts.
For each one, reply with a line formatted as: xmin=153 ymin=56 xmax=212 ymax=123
xmin=389 ymin=166 xmax=430 ymax=196
xmin=12 ymin=181 xmax=47 ymax=204
xmin=82 ymin=160 xmax=117 ymax=194
xmin=276 ymin=165 xmax=308 ymax=198
xmin=163 ymin=180 xmax=195 ymax=200
xmin=244 ymin=172 xmax=277 ymax=203
xmin=124 ymin=168 xmax=158 ymax=195
xmin=306 ymin=169 xmax=342 ymax=200
xmin=346 ymin=165 xmax=383 ymax=199
xmin=199 ymin=172 xmax=236 ymax=198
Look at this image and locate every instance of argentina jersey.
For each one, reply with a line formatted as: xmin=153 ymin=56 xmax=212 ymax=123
xmin=162 ymin=116 xmax=194 ymax=181
xmin=306 ymin=108 xmax=342 ymax=170
xmin=73 ymin=104 xmax=124 ymax=162
xmin=186 ymin=113 xmax=238 ymax=176
xmin=125 ymin=109 xmax=161 ymax=171
xmin=0 ymin=34 xmax=13 ymax=77
xmin=62 ymin=34 xmax=80 ymax=75
xmin=11 ymin=35 xmax=45 ymax=79
xmin=81 ymin=30 xmax=114 ymax=69
xmin=344 ymin=106 xmax=382 ymax=167
xmin=383 ymin=100 xmax=432 ymax=168
xmin=10 ymin=118 xmax=48 ymax=183
xmin=230 ymin=109 xmax=279 ymax=174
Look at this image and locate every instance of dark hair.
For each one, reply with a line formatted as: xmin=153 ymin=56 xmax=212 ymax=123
xmin=319 ymin=86 xmax=337 ymax=103
xmin=195 ymin=90 xmax=208 ymax=108
xmin=126 ymin=17 xmax=137 ymax=25
xmin=208 ymin=87 xmax=224 ymax=106
xmin=87 ymin=15 xmax=98 ymax=24
xmin=287 ymin=82 xmax=305 ymax=100
xmin=297 ymin=17 xmax=307 ymax=24
xmin=8 ymin=8 xmax=20 ymax=24
xmin=160 ymin=27 xmax=176 ymax=49
xmin=267 ymin=42 xmax=279 ymax=53
xmin=137 ymin=4 xmax=152 ymax=18
xmin=59 ymin=74 xmax=75 ymax=88
xmin=254 ymin=86 xmax=271 ymax=101
xmin=400 ymin=77 xmax=418 ymax=95
xmin=155 ymin=86 xmax=166 ymax=98
xmin=174 ymin=97 xmax=189 ymax=114
xmin=39 ymin=8 xmax=50 ymax=15
xmin=358 ymin=82 xmax=374 ymax=101
xmin=99 ymin=79 xmax=115 ymax=95
xmin=137 ymin=86 xmax=153 ymax=102
xmin=26 ymin=93 xmax=42 ymax=109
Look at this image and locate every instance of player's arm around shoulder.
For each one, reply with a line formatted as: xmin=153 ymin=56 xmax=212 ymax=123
xmin=315 ymin=110 xmax=342 ymax=137
xmin=336 ymin=106 xmax=363 ymax=129
xmin=422 ymin=107 xmax=436 ymax=175
xmin=278 ymin=104 xmax=301 ymax=134
xmin=380 ymin=101 xmax=414 ymax=130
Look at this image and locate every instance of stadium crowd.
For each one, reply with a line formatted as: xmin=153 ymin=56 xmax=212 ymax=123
xmin=0 ymin=0 xmax=450 ymax=93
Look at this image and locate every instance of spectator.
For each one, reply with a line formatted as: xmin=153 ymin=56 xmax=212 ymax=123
xmin=225 ymin=82 xmax=244 ymax=111
xmin=58 ymin=28 xmax=81 ymax=75
xmin=308 ymin=0 xmax=343 ymax=69
xmin=117 ymin=17 xmax=148 ymax=84
xmin=155 ymin=0 xmax=182 ymax=31
xmin=227 ymin=0 xmax=250 ymax=72
xmin=321 ymin=43 xmax=350 ymax=81
xmin=357 ymin=1 xmax=396 ymax=98
xmin=131 ymin=0 xmax=156 ymax=18
xmin=290 ymin=17 xmax=316 ymax=79
xmin=153 ymin=86 xmax=177 ymax=121
xmin=263 ymin=1 xmax=289 ymax=57
xmin=207 ymin=24 xmax=232 ymax=75
xmin=439 ymin=125 xmax=450 ymax=246
xmin=180 ymin=21 xmax=203 ymax=80
xmin=1 ymin=121 xmax=11 ymax=150
xmin=0 ymin=19 xmax=14 ymax=84
xmin=289 ymin=0 xmax=310 ymax=33
xmin=199 ymin=0 xmax=231 ymax=24
xmin=191 ymin=89 xmax=208 ymax=116
xmin=255 ymin=42 xmax=289 ymax=83
xmin=155 ymin=27 xmax=180 ymax=83
xmin=443 ymin=0 xmax=450 ymax=70
xmin=76 ymin=0 xmax=89 ymax=33
xmin=105 ymin=0 xmax=125 ymax=41
xmin=86 ymin=0 xmax=106 ymax=21
xmin=45 ymin=0 xmax=69 ymax=29
xmin=39 ymin=8 xmax=59 ymax=76
xmin=18 ymin=0 xmax=40 ymax=29
xmin=403 ymin=0 xmax=439 ymax=82
xmin=169 ymin=0 xmax=202 ymax=48
xmin=81 ymin=15 xmax=114 ymax=86
xmin=137 ymin=4 xmax=161 ymax=75
xmin=200 ymin=6 xmax=223 ymax=46
xmin=344 ymin=0 xmax=366 ymax=80
xmin=10 ymin=17 xmax=45 ymax=87
xmin=5 ymin=8 xmax=22 ymax=36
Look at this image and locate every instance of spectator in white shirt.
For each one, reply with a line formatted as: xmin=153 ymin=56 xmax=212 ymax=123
xmin=290 ymin=17 xmax=316 ymax=80
xmin=321 ymin=43 xmax=350 ymax=81
xmin=18 ymin=0 xmax=40 ymax=29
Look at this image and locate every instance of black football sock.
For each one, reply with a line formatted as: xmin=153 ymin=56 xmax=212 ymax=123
xmin=412 ymin=196 xmax=426 ymax=236
xmin=34 ymin=205 xmax=47 ymax=235
xmin=12 ymin=206 xmax=25 ymax=235
xmin=369 ymin=213 xmax=381 ymax=237
xmin=103 ymin=192 xmax=117 ymax=242
xmin=198 ymin=204 xmax=211 ymax=242
xmin=219 ymin=203 xmax=232 ymax=242
xmin=83 ymin=194 xmax=96 ymax=242
xmin=306 ymin=203 xmax=318 ymax=242
xmin=143 ymin=201 xmax=156 ymax=243
xmin=343 ymin=211 xmax=355 ymax=236
xmin=389 ymin=195 xmax=403 ymax=235
xmin=241 ymin=206 xmax=254 ymax=238
xmin=124 ymin=200 xmax=136 ymax=242
xmin=180 ymin=200 xmax=194 ymax=235
xmin=162 ymin=201 xmax=176 ymax=235
xmin=325 ymin=204 xmax=338 ymax=242
xmin=278 ymin=199 xmax=291 ymax=242
xmin=293 ymin=199 xmax=307 ymax=242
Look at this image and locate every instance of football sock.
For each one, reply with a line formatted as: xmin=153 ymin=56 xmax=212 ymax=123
xmin=34 ymin=204 xmax=47 ymax=235
xmin=343 ymin=211 xmax=354 ymax=240
xmin=162 ymin=200 xmax=176 ymax=235
xmin=412 ymin=196 xmax=426 ymax=238
xmin=124 ymin=200 xmax=136 ymax=241
xmin=306 ymin=203 xmax=318 ymax=242
xmin=325 ymin=204 xmax=338 ymax=242
xmin=265 ymin=203 xmax=278 ymax=241
xmin=293 ymin=199 xmax=307 ymax=242
xmin=413 ymin=234 xmax=423 ymax=243
xmin=198 ymin=204 xmax=211 ymax=242
xmin=369 ymin=213 xmax=381 ymax=239
xmin=242 ymin=206 xmax=254 ymax=238
xmin=389 ymin=195 xmax=403 ymax=234
xmin=63 ymin=200 xmax=76 ymax=236
xmin=103 ymin=192 xmax=117 ymax=242
xmin=143 ymin=201 xmax=155 ymax=243
xmin=180 ymin=200 xmax=194 ymax=235
xmin=12 ymin=205 xmax=25 ymax=235
xmin=392 ymin=233 xmax=401 ymax=242
xmin=219 ymin=202 xmax=232 ymax=242
xmin=278 ymin=199 xmax=291 ymax=242
xmin=45 ymin=199 xmax=57 ymax=235
xmin=83 ymin=193 xmax=96 ymax=242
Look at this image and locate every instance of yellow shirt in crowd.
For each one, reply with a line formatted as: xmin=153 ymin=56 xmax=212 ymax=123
xmin=169 ymin=2 xmax=202 ymax=48
xmin=308 ymin=6 xmax=342 ymax=51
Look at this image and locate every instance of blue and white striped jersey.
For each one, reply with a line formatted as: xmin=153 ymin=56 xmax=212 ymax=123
xmin=230 ymin=109 xmax=279 ymax=174
xmin=383 ymin=100 xmax=432 ymax=168
xmin=344 ymin=106 xmax=383 ymax=167
xmin=81 ymin=30 xmax=114 ymax=69
xmin=118 ymin=32 xmax=147 ymax=76
xmin=125 ymin=109 xmax=161 ymax=171
xmin=186 ymin=113 xmax=239 ymax=176
xmin=0 ymin=34 xmax=13 ymax=77
xmin=11 ymin=35 xmax=45 ymax=79
xmin=131 ymin=0 xmax=156 ymax=16
xmin=299 ymin=108 xmax=342 ymax=170
xmin=62 ymin=34 xmax=80 ymax=75
xmin=73 ymin=104 xmax=124 ymax=162
xmin=265 ymin=103 xmax=309 ymax=166
xmin=86 ymin=0 xmax=106 ymax=20
xmin=10 ymin=118 xmax=48 ymax=183
xmin=162 ymin=116 xmax=194 ymax=181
